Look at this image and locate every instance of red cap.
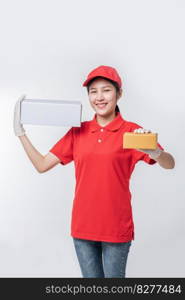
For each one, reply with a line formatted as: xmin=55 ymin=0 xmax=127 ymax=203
xmin=83 ymin=65 xmax=122 ymax=88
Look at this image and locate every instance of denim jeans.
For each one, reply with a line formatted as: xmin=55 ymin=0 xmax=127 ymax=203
xmin=73 ymin=237 xmax=132 ymax=278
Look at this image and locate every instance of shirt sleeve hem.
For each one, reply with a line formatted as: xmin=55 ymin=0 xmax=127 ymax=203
xmin=49 ymin=149 xmax=71 ymax=165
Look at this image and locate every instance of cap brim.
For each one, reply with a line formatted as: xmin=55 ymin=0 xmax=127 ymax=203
xmin=83 ymin=75 xmax=109 ymax=87
xmin=82 ymin=78 xmax=93 ymax=86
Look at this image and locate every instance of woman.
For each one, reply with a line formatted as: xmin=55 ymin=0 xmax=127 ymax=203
xmin=13 ymin=65 xmax=175 ymax=278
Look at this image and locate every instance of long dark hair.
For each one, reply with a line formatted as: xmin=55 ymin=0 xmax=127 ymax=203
xmin=86 ymin=76 xmax=120 ymax=113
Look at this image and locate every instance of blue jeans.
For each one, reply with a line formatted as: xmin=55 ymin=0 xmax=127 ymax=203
xmin=73 ymin=238 xmax=132 ymax=278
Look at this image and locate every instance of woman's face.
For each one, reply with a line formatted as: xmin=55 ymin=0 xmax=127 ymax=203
xmin=88 ymin=78 xmax=122 ymax=117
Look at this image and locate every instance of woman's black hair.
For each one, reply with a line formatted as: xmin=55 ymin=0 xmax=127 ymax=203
xmin=86 ymin=76 xmax=120 ymax=113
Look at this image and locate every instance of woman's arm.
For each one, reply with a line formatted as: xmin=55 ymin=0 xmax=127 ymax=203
xmin=13 ymin=95 xmax=60 ymax=173
xmin=19 ymin=135 xmax=60 ymax=173
xmin=18 ymin=134 xmax=45 ymax=173
xmin=133 ymin=128 xmax=175 ymax=169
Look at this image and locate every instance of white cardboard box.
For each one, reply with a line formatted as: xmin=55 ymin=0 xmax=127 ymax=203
xmin=20 ymin=99 xmax=82 ymax=127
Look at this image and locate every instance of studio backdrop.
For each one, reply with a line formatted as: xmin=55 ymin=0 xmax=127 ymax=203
xmin=0 ymin=0 xmax=184 ymax=277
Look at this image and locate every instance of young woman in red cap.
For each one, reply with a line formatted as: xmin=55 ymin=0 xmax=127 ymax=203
xmin=13 ymin=65 xmax=175 ymax=278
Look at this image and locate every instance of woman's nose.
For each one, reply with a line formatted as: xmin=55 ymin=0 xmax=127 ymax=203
xmin=96 ymin=92 xmax=104 ymax=100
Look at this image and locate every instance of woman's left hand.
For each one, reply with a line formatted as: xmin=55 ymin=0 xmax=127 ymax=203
xmin=133 ymin=128 xmax=163 ymax=160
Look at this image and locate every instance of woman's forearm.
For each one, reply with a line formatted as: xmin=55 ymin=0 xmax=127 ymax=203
xmin=18 ymin=134 xmax=44 ymax=173
xmin=155 ymin=151 xmax=175 ymax=169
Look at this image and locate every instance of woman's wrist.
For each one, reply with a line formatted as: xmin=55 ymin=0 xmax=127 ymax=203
xmin=149 ymin=147 xmax=163 ymax=160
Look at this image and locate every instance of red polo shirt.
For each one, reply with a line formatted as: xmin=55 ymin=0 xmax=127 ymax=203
xmin=49 ymin=112 xmax=164 ymax=243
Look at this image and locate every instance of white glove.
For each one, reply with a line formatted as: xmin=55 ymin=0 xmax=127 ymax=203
xmin=13 ymin=94 xmax=26 ymax=137
xmin=133 ymin=128 xmax=163 ymax=160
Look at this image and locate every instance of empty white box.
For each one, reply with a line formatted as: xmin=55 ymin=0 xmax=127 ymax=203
xmin=20 ymin=99 xmax=82 ymax=127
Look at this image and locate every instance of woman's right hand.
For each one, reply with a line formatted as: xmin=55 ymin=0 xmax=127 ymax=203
xmin=13 ymin=94 xmax=26 ymax=137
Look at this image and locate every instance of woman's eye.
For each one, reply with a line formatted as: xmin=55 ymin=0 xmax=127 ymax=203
xmin=90 ymin=89 xmax=111 ymax=93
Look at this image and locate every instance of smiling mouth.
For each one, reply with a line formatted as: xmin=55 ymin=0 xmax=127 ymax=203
xmin=96 ymin=103 xmax=107 ymax=109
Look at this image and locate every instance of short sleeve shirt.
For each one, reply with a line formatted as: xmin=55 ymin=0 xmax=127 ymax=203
xmin=49 ymin=112 xmax=164 ymax=243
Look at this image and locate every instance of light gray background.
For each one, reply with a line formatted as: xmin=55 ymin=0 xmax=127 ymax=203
xmin=0 ymin=0 xmax=184 ymax=277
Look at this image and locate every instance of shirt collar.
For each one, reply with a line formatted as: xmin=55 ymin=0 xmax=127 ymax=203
xmin=89 ymin=112 xmax=125 ymax=133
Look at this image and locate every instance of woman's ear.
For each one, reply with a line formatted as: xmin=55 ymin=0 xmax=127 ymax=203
xmin=117 ymin=88 xmax=123 ymax=99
